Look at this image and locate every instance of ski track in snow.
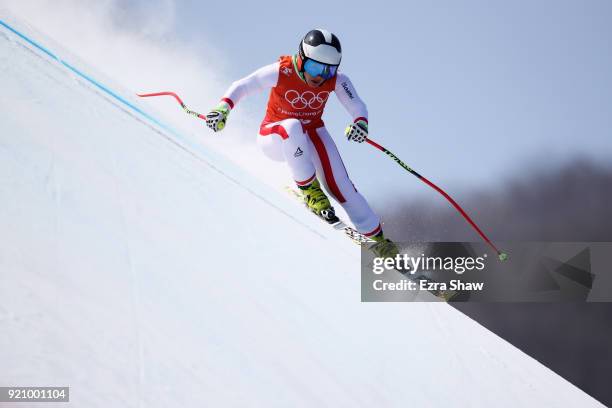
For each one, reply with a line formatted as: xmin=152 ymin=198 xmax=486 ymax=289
xmin=0 ymin=13 xmax=605 ymax=408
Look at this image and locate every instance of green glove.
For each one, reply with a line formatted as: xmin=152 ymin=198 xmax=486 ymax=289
xmin=205 ymin=102 xmax=231 ymax=132
xmin=345 ymin=119 xmax=369 ymax=143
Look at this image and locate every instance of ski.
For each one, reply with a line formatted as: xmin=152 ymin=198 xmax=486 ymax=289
xmin=283 ymin=186 xmax=469 ymax=302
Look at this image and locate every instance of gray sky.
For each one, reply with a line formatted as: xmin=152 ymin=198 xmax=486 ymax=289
xmin=165 ymin=0 xmax=612 ymax=198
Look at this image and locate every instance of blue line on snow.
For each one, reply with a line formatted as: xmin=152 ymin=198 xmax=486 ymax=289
xmin=0 ymin=18 xmax=177 ymax=137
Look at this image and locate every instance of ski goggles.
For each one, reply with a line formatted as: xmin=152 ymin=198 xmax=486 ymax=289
xmin=303 ymin=59 xmax=338 ymax=80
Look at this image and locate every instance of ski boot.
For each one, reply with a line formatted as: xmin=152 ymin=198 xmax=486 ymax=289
xmin=298 ymin=179 xmax=338 ymax=223
xmin=370 ymin=230 xmax=400 ymax=258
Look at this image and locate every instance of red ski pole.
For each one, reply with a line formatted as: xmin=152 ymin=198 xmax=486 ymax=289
xmin=365 ymin=138 xmax=508 ymax=261
xmin=137 ymin=91 xmax=207 ymax=121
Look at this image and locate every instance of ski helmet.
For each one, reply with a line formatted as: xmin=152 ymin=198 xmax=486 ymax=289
xmin=297 ymin=29 xmax=342 ymax=79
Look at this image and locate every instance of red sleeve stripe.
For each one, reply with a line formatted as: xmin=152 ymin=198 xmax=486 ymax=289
xmin=354 ymin=117 xmax=368 ymax=124
xmin=221 ymin=97 xmax=235 ymax=109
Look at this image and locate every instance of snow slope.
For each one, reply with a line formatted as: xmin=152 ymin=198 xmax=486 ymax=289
xmin=0 ymin=14 xmax=603 ymax=408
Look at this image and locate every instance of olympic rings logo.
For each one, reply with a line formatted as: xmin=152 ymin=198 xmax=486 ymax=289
xmin=284 ymin=90 xmax=330 ymax=110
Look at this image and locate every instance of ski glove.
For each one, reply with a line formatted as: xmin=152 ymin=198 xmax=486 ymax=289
xmin=345 ymin=119 xmax=368 ymax=143
xmin=205 ymin=102 xmax=231 ymax=132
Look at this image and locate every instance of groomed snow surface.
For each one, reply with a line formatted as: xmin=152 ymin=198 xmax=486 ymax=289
xmin=0 ymin=15 xmax=603 ymax=407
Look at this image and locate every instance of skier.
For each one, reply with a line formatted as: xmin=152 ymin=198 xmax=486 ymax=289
xmin=205 ymin=29 xmax=397 ymax=257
